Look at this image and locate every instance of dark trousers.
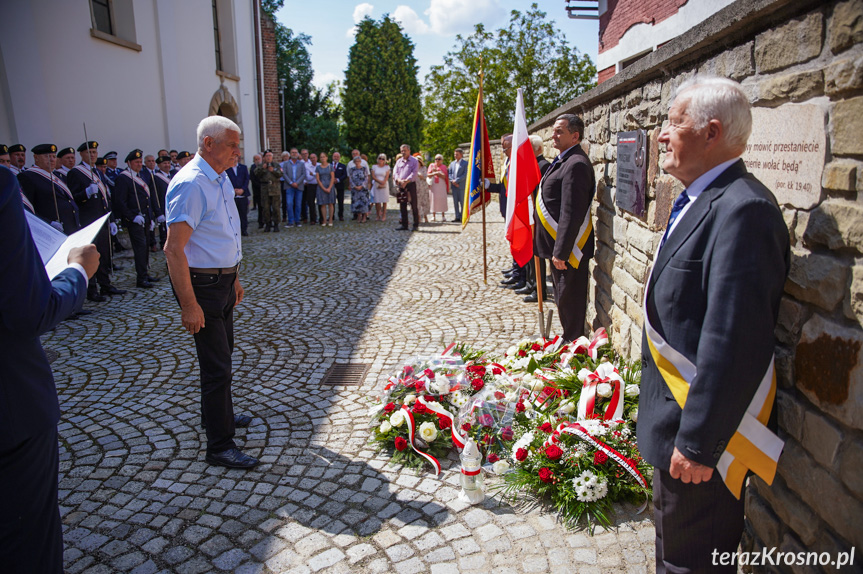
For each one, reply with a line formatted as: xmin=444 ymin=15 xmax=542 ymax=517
xmin=653 ymin=469 xmax=744 ymax=573
xmin=94 ymin=226 xmax=112 ymax=288
xmin=126 ymin=220 xmax=149 ymax=281
xmin=525 ymin=257 xmax=547 ymax=296
xmin=280 ymin=185 xmax=287 ymax=220
xmin=335 ymin=183 xmax=345 ymax=220
xmin=185 ymin=271 xmax=238 ymax=454
xmin=398 ymin=182 xmax=419 ymax=229
xmin=234 ymin=197 xmax=249 ymax=235
xmin=253 ymin=186 xmax=262 ymax=226
xmin=550 ymin=258 xmax=589 ymax=341
xmin=0 ymin=426 xmax=63 ymax=574
xmin=303 ymin=184 xmax=317 ymax=223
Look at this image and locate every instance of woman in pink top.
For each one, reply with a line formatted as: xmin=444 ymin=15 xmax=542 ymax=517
xmin=427 ymin=154 xmax=449 ymax=222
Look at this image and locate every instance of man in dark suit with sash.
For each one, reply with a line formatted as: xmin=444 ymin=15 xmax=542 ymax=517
xmin=114 ymin=149 xmax=158 ymax=288
xmin=533 ymin=114 xmax=595 ymax=341
xmin=0 ymin=166 xmax=100 ymax=573
xmin=18 ymin=143 xmax=81 ymax=235
xmin=638 ymin=76 xmax=789 ymax=573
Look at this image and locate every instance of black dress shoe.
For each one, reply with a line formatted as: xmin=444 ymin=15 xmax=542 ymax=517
xmin=514 ymin=284 xmax=534 ymax=295
xmin=242 ymin=231 xmax=249 ymax=237
xmin=76 ymin=309 xmax=93 ymax=316
xmin=524 ymin=292 xmax=539 ymax=303
xmin=146 ymin=275 xmax=161 ymax=282
xmin=398 ymin=226 xmax=409 ymax=230
xmin=272 ymin=224 xmax=279 ymax=232
xmin=137 ymin=280 xmax=154 ymax=288
xmin=87 ymin=292 xmax=107 ymax=302
xmin=205 ymin=448 xmax=259 ymax=469
xmin=500 ymin=275 xmax=521 ymax=285
xmin=504 ymin=281 xmax=527 ymax=290
xmin=101 ymin=285 xmax=126 ymax=295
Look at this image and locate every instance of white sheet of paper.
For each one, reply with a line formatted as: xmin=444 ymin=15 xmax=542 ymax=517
xmin=25 ymin=211 xmax=67 ymax=266
xmin=33 ymin=214 xmax=110 ymax=280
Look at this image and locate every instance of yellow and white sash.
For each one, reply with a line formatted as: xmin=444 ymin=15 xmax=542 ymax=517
xmin=643 ymin=268 xmax=784 ymax=499
xmin=535 ymin=188 xmax=592 ymax=269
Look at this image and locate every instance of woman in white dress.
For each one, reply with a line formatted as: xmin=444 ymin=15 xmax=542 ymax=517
xmin=427 ymin=154 xmax=449 ymax=222
xmin=415 ymin=155 xmax=430 ymax=223
xmin=371 ymin=154 xmax=391 ymax=222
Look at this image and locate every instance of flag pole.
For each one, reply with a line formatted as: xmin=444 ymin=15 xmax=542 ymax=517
xmin=479 ymin=61 xmax=487 ymax=285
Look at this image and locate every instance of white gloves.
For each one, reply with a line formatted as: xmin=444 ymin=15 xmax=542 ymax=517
xmin=149 ymin=221 xmax=156 ymax=231
xmin=86 ymin=183 xmax=100 ymax=198
xmin=133 ymin=215 xmax=145 ymax=226
xmin=109 ymin=222 xmax=118 ymax=236
xmin=483 ymin=178 xmax=490 ymax=189
xmin=50 ymin=221 xmax=64 ymax=232
xmin=156 ymin=215 xmax=166 ymax=224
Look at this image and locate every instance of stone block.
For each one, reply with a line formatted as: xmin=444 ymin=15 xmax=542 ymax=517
xmin=753 ymin=475 xmax=822 ymax=546
xmin=612 ymin=215 xmax=629 ymax=246
xmin=832 ymin=96 xmax=863 ymax=155
xmin=755 ymin=12 xmax=823 ymax=73
xmin=595 ymin=219 xmax=613 ymax=247
xmin=811 ymin=528 xmax=859 ymax=574
xmin=626 ymin=222 xmax=657 ymax=258
xmin=744 ymin=489 xmax=783 ymax=548
xmin=775 ymin=389 xmax=805 ymax=442
xmin=612 ymin=266 xmax=644 ymax=303
xmin=594 ymin=242 xmax=616 ymax=275
xmin=758 ymin=70 xmax=824 ymax=103
xmin=821 ymin=161 xmax=858 ymax=192
xmin=785 ymin=248 xmax=849 ymax=311
xmin=844 ymin=259 xmax=863 ymax=323
xmin=837 ymin=437 xmax=863 ymax=498
xmin=803 ymin=198 xmax=863 ymax=253
xmin=644 ymin=81 xmax=662 ymax=101
xmin=794 ymin=313 xmax=863 ymax=429
xmin=825 ymin=54 xmax=863 ymax=96
xmin=647 ymin=129 xmax=660 ymax=188
xmin=620 ymin=252 xmax=648 ymax=284
xmin=830 ymin=0 xmax=863 ymax=54
xmin=801 ymin=408 xmax=844 ymax=467
xmin=774 ymin=344 xmax=796 ymax=390
xmin=650 ymin=176 xmax=683 ymax=231
xmin=775 ymin=296 xmax=809 ymax=347
xmin=781 ymin=207 xmax=797 ymax=245
xmin=702 ymin=41 xmax=754 ymax=81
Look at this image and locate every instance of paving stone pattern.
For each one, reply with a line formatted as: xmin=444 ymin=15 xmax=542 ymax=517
xmin=46 ymin=201 xmax=655 ymax=573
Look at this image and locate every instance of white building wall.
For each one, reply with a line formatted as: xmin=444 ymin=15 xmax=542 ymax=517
xmin=0 ymin=0 xmax=260 ymax=166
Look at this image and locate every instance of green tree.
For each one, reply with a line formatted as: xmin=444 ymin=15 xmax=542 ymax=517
xmin=423 ymin=3 xmax=596 ymax=155
xmin=342 ymin=16 xmax=422 ymax=159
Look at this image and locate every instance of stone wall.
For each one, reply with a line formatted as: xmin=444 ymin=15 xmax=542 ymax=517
xmin=260 ymin=13 xmax=282 ymax=154
xmin=528 ymin=0 xmax=863 ymax=567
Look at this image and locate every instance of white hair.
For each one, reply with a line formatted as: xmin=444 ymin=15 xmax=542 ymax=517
xmin=529 ymin=134 xmax=544 ymax=154
xmin=196 ymin=116 xmax=241 ymax=150
xmin=673 ymin=75 xmax=751 ymax=151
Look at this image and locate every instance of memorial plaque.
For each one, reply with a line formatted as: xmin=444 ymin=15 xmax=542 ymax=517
xmin=742 ymin=104 xmax=825 ymax=209
xmin=616 ymin=129 xmax=647 ymax=217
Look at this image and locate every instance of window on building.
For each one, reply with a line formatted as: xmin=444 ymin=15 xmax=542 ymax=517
xmin=212 ymin=0 xmax=238 ymax=79
xmin=212 ymin=0 xmax=223 ymax=72
xmin=91 ymin=0 xmax=113 ymax=35
xmin=89 ymin=0 xmax=141 ymax=51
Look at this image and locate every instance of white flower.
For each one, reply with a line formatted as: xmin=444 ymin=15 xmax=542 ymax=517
xmin=577 ymin=368 xmax=593 ymax=382
xmin=518 ymin=339 xmax=532 ymax=347
xmin=431 ymin=376 xmax=450 ymax=395
xmin=419 ymin=422 xmax=438 ymax=442
xmin=506 ymin=346 xmax=518 ymax=356
xmin=624 ymin=384 xmax=640 ymax=397
xmin=504 ymin=391 xmax=518 ymax=403
xmin=379 ymin=421 xmax=392 ymax=433
xmin=523 ymin=401 xmax=534 ymax=411
xmin=390 ymin=410 xmax=406 ymax=427
xmin=630 ymin=408 xmax=638 ymax=423
xmin=404 ymin=394 xmax=417 ymax=405
xmin=512 ymin=432 xmax=535 ymax=452
xmin=449 ymin=391 xmax=469 ymax=408
xmin=578 ymin=419 xmax=608 ymax=436
xmin=531 ymin=378 xmax=546 ymax=391
xmin=535 ymin=337 xmax=544 ymax=345
xmin=572 ymin=470 xmax=608 ymax=502
xmin=596 ymin=382 xmax=613 ymax=398
xmin=492 ymin=460 xmax=511 ymax=474
xmin=558 ymin=401 xmax=576 ymax=414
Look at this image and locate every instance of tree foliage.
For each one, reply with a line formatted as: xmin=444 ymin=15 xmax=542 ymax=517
xmin=422 ymin=4 xmax=596 ymax=156
xmin=342 ymin=16 xmax=422 ymax=159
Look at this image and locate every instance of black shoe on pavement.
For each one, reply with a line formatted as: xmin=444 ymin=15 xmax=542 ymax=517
xmin=87 ymin=293 xmax=107 ymax=302
xmin=205 ymin=448 xmax=259 ymax=469
xmin=500 ymin=275 xmax=521 ymax=285
xmin=76 ymin=309 xmax=93 ymax=316
xmin=137 ymin=280 xmax=154 ymax=288
xmin=101 ymin=285 xmax=127 ymax=295
xmin=273 ymin=224 xmax=279 ymax=232
xmin=523 ymin=292 xmax=539 ymax=303
xmin=514 ymin=285 xmax=534 ymax=295
xmin=146 ymin=275 xmax=161 ymax=282
xmin=398 ymin=226 xmax=409 ymax=230
xmin=504 ymin=281 xmax=527 ymax=290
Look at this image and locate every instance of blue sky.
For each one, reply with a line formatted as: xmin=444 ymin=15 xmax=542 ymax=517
xmin=273 ymin=1 xmax=599 ymax=90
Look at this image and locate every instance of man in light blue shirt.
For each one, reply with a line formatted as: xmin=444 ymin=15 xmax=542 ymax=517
xmin=164 ymin=116 xmax=258 ymax=470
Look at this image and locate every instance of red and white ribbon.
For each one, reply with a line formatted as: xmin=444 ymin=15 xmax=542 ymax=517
xmin=547 ymin=421 xmax=647 ymax=489
xmin=417 ymin=396 xmax=466 ymax=449
xmin=577 ymin=362 xmax=624 ymax=421
xmin=571 ymin=328 xmax=609 ymax=360
xmin=441 ymin=342 xmax=457 ymax=356
xmin=401 ymin=405 xmax=442 ymax=475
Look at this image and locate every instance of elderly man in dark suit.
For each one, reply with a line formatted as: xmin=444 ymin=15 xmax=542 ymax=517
xmin=639 ymin=76 xmax=789 ymax=573
xmin=533 ymin=114 xmax=595 ymax=341
xmin=227 ymin=155 xmax=251 ymax=236
xmin=0 ymin=166 xmax=100 ymax=573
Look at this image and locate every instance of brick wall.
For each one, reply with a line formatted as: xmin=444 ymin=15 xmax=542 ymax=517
xmin=599 ymin=0 xmax=687 ymax=53
xmin=598 ymin=66 xmax=616 ymax=85
xmin=260 ymin=13 xmax=282 ymax=154
xmin=531 ymin=0 xmax=863 ymax=566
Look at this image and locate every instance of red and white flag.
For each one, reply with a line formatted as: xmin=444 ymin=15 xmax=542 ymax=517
xmin=505 ymin=88 xmax=541 ymax=267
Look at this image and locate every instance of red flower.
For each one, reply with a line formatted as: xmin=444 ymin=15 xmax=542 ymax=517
xmin=531 ymin=343 xmax=542 ymax=351
xmin=483 ymin=433 xmax=493 ymax=444
xmin=437 ymin=415 xmax=452 ymax=430
xmin=412 ymin=402 xmax=429 ymax=415
xmin=462 ymin=423 xmax=472 ymax=432
xmin=423 ymin=368 xmax=435 ymax=379
xmin=415 ymin=380 xmax=427 ymax=394
xmin=425 ymin=395 xmax=437 ymax=402
xmin=403 ymin=366 xmax=414 ymax=376
xmin=515 ymin=401 xmax=526 ymax=413
xmin=545 ymin=444 xmax=563 ymax=460
xmin=487 ymin=453 xmax=500 ymax=463
xmin=539 ymin=422 xmax=553 ymax=433
xmin=478 ymin=414 xmax=494 ymax=428
xmin=494 ymin=391 xmax=506 ymax=400
xmin=471 ymin=378 xmax=485 ymax=391
xmin=383 ymin=402 xmax=396 ymax=413
xmin=517 ymin=349 xmax=527 ymax=357
xmin=515 ymin=448 xmax=528 ymax=462
xmin=538 ymin=467 xmax=554 ymax=483
xmin=500 ymin=426 xmax=514 ymax=441
xmin=394 ymin=437 xmax=408 ymax=451
xmin=594 ymin=451 xmax=608 ymax=465
xmin=492 ymin=366 xmax=503 ymax=375
xmin=467 ymin=365 xmax=486 ymax=375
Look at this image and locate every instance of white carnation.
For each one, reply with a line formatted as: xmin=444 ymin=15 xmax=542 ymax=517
xmin=492 ymin=460 xmax=511 ymax=474
xmin=390 ymin=410 xmax=406 ymax=427
xmin=419 ymin=421 xmax=438 ymax=442
xmin=572 ymin=470 xmax=608 ymax=502
xmin=630 ymin=408 xmax=638 ymax=423
xmin=404 ymin=394 xmax=417 ymax=405
xmin=379 ymin=421 xmax=392 ymax=433
xmin=624 ymin=384 xmax=640 ymax=397
xmin=431 ymin=376 xmax=450 ymax=395
xmin=596 ymin=382 xmax=613 ymax=398
xmin=512 ymin=432 xmax=535 ymax=452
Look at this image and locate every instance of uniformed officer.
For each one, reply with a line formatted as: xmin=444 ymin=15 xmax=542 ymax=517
xmin=67 ymin=140 xmax=126 ymax=301
xmin=169 ymin=149 xmax=180 ymax=173
xmin=103 ymin=151 xmax=120 ymax=189
xmin=8 ymin=144 xmax=26 ymax=175
xmin=114 ymin=149 xmax=158 ymax=288
xmin=96 ymin=156 xmax=107 ymax=174
xmin=174 ymin=150 xmax=193 ymax=175
xmin=18 ymin=143 xmax=81 ymax=234
xmin=255 ymin=150 xmax=282 ymax=232
xmin=0 ymin=145 xmax=10 ymax=168
xmin=54 ymin=147 xmax=76 ymax=180
xmin=142 ymin=154 xmax=169 ymax=249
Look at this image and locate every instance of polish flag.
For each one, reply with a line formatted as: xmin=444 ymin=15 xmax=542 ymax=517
xmin=505 ymin=88 xmax=541 ymax=267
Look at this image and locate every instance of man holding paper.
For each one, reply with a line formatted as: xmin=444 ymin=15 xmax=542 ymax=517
xmin=0 ymin=165 xmax=100 ymax=573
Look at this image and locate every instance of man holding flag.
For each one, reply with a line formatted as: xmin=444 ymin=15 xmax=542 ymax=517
xmin=504 ymin=89 xmax=540 ymax=275
xmin=533 ymin=114 xmax=595 ymax=341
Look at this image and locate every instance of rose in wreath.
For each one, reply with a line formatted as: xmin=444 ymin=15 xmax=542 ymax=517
xmin=395 ymin=436 xmax=408 ymax=451
xmin=545 ymin=444 xmax=564 ymax=461
xmin=538 ymin=467 xmax=554 ymax=483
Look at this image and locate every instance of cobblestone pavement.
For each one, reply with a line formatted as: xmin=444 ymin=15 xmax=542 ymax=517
xmin=44 ymin=200 xmax=656 ymax=574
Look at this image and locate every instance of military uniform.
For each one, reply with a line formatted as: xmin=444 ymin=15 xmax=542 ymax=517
xmin=114 ymin=150 xmax=155 ymax=287
xmin=54 ymin=147 xmax=75 ymax=181
xmin=18 ymin=144 xmax=81 ymax=234
xmin=255 ymin=160 xmax=283 ymax=231
xmin=8 ymin=144 xmax=26 ymax=176
xmin=143 ymin=159 xmax=171 ymax=249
